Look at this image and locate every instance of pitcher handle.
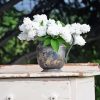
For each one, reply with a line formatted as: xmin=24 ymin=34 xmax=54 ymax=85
xmin=65 ymin=34 xmax=75 ymax=63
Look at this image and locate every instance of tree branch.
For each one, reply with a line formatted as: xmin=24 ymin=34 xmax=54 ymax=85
xmin=28 ymin=0 xmax=62 ymax=18
xmin=0 ymin=0 xmax=22 ymax=16
xmin=11 ymin=52 xmax=36 ymax=64
xmin=0 ymin=28 xmax=19 ymax=48
xmin=87 ymin=35 xmax=100 ymax=43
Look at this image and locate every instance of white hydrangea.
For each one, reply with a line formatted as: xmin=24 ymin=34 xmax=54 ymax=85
xmin=37 ymin=26 xmax=46 ymax=37
xmin=19 ymin=20 xmax=39 ymax=32
xmin=48 ymin=19 xmax=56 ymax=25
xmin=18 ymin=17 xmax=38 ymax=41
xmin=65 ymin=24 xmax=71 ymax=29
xmin=18 ymin=14 xmax=90 ymax=47
xmin=27 ymin=30 xmax=36 ymax=40
xmin=47 ymin=19 xmax=61 ymax=36
xmin=69 ymin=23 xmax=90 ymax=35
xmin=31 ymin=21 xmax=40 ymax=30
xmin=80 ymin=24 xmax=90 ymax=33
xmin=74 ymin=35 xmax=86 ymax=46
xmin=18 ymin=30 xmax=36 ymax=41
xmin=23 ymin=17 xmax=34 ymax=30
xmin=70 ymin=23 xmax=82 ymax=35
xmin=60 ymin=26 xmax=72 ymax=43
xmin=19 ymin=24 xmax=26 ymax=32
xmin=64 ymin=23 xmax=90 ymax=46
xmin=33 ymin=14 xmax=48 ymax=26
xmin=19 ymin=17 xmax=34 ymax=32
xmin=18 ymin=32 xmax=28 ymax=40
xmin=32 ymin=14 xmax=48 ymax=37
xmin=47 ymin=24 xmax=60 ymax=36
xmin=56 ymin=21 xmax=63 ymax=27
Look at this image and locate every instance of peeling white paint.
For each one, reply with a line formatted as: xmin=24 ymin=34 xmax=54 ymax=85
xmin=0 ymin=64 xmax=99 ymax=78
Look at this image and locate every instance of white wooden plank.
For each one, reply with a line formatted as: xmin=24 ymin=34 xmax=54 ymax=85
xmin=72 ymin=77 xmax=95 ymax=100
xmin=0 ymin=63 xmax=99 ymax=78
xmin=0 ymin=79 xmax=71 ymax=100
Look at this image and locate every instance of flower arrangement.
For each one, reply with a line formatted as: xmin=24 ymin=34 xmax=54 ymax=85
xmin=18 ymin=14 xmax=90 ymax=52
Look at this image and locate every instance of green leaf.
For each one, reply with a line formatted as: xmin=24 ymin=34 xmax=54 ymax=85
xmin=37 ymin=37 xmax=44 ymax=42
xmin=58 ymin=38 xmax=65 ymax=45
xmin=44 ymin=38 xmax=51 ymax=46
xmin=51 ymin=39 xmax=59 ymax=52
xmin=40 ymin=20 xmax=43 ymax=26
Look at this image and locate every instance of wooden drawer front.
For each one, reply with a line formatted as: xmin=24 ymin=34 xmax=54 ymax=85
xmin=0 ymin=79 xmax=71 ymax=100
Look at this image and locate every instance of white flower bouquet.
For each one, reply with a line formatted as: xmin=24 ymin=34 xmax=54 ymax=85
xmin=18 ymin=14 xmax=90 ymax=52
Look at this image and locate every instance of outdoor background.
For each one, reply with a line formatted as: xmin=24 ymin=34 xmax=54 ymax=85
xmin=0 ymin=0 xmax=100 ymax=99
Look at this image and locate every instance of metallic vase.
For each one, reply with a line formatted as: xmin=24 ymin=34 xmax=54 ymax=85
xmin=36 ymin=44 xmax=65 ymax=72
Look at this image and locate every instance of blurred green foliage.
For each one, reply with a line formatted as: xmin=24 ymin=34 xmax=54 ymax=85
xmin=0 ymin=9 xmax=30 ymax=64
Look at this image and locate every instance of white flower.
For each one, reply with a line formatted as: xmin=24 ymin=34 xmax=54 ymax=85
xmin=70 ymin=23 xmax=82 ymax=35
xmin=23 ymin=17 xmax=34 ymax=30
xmin=56 ymin=21 xmax=62 ymax=27
xmin=48 ymin=19 xmax=56 ymax=25
xmin=37 ymin=26 xmax=46 ymax=37
xmin=80 ymin=24 xmax=90 ymax=33
xmin=74 ymin=35 xmax=86 ymax=46
xmin=17 ymin=32 xmax=28 ymax=40
xmin=69 ymin=23 xmax=90 ymax=35
xmin=19 ymin=24 xmax=26 ymax=32
xmin=47 ymin=24 xmax=60 ymax=36
xmin=31 ymin=21 xmax=40 ymax=30
xmin=18 ymin=18 xmax=37 ymax=41
xmin=33 ymin=14 xmax=48 ymax=26
xmin=33 ymin=14 xmax=47 ymax=22
xmin=18 ymin=14 xmax=90 ymax=47
xmin=19 ymin=18 xmax=40 ymax=32
xmin=27 ymin=29 xmax=36 ymax=39
xmin=61 ymin=33 xmax=72 ymax=43
xmin=60 ymin=26 xmax=72 ymax=43
xmin=18 ymin=30 xmax=36 ymax=41
xmin=65 ymin=24 xmax=71 ymax=29
xmin=18 ymin=17 xmax=42 ymax=41
xmin=47 ymin=19 xmax=63 ymax=36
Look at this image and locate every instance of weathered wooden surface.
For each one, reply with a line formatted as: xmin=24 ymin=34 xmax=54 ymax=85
xmin=71 ymin=77 xmax=95 ymax=100
xmin=0 ymin=63 xmax=98 ymax=100
xmin=0 ymin=77 xmax=94 ymax=100
xmin=0 ymin=63 xmax=99 ymax=78
xmin=0 ymin=79 xmax=71 ymax=100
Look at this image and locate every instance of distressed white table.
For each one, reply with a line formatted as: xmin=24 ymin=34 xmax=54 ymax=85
xmin=0 ymin=63 xmax=100 ymax=100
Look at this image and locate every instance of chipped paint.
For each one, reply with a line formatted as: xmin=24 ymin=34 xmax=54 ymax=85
xmin=0 ymin=63 xmax=99 ymax=78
